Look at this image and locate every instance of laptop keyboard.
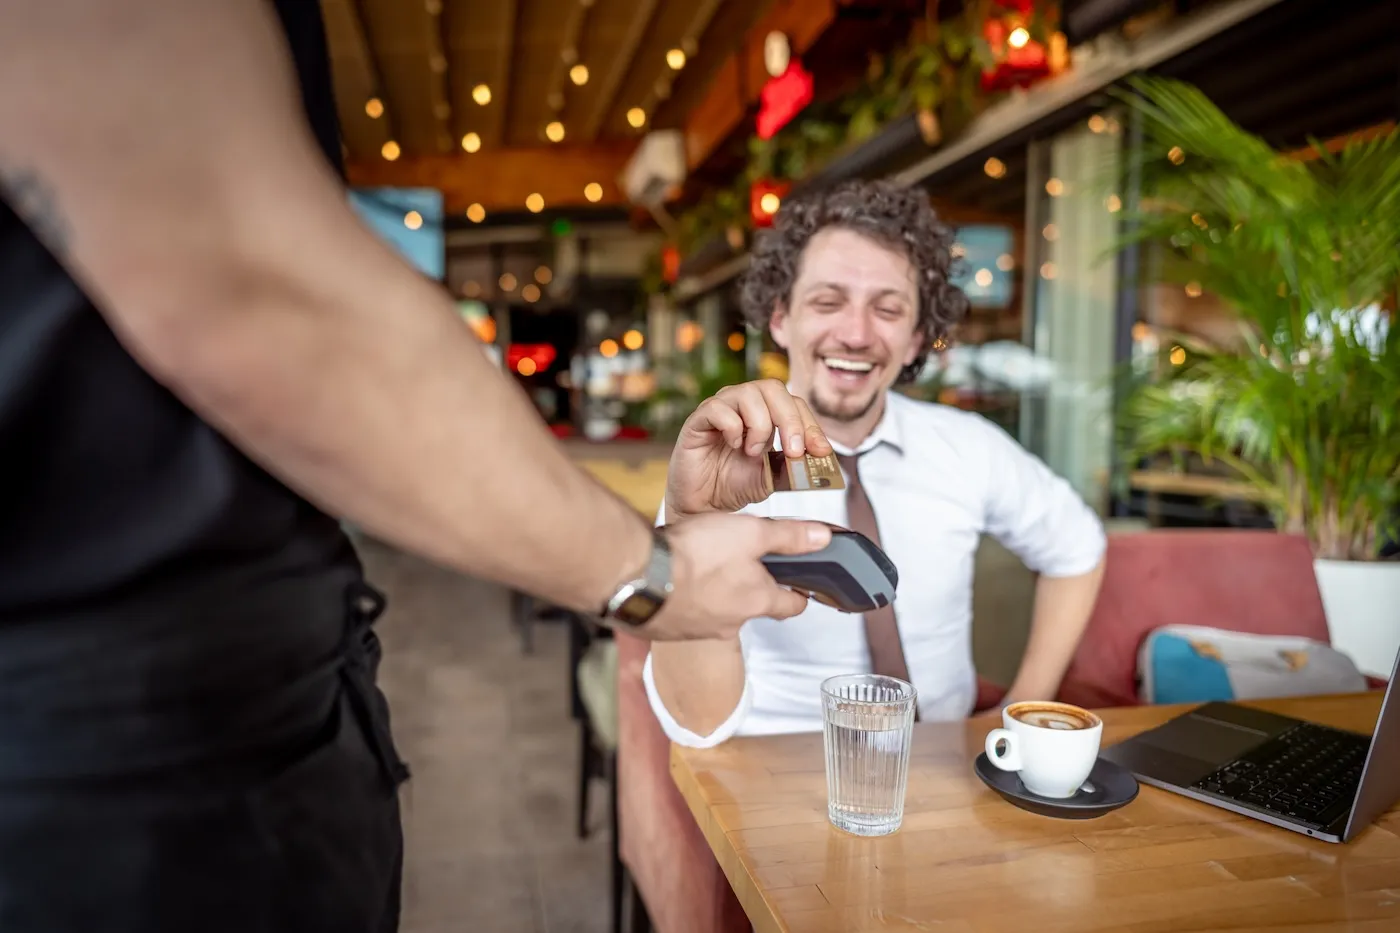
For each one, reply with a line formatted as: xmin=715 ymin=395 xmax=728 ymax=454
xmin=1190 ymin=721 xmax=1370 ymax=826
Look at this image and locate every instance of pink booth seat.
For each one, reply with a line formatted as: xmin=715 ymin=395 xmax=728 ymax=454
xmin=615 ymin=631 xmax=749 ymax=933
xmin=978 ymin=530 xmax=1349 ymax=712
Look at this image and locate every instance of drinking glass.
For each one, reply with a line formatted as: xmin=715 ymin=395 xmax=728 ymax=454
xmin=821 ymin=673 xmax=917 ymax=836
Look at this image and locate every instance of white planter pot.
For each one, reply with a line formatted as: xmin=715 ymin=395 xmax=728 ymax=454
xmin=1315 ymin=559 xmax=1400 ymax=680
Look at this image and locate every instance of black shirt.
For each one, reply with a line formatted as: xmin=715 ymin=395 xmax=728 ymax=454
xmin=0 ymin=0 xmax=364 ymax=783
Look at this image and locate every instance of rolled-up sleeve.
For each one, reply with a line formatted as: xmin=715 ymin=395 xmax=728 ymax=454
xmin=641 ymin=649 xmax=753 ymax=748
xmin=976 ymin=415 xmax=1106 ymax=578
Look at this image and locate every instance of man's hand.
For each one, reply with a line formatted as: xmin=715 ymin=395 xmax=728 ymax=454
xmin=641 ymin=513 xmax=831 ymax=641
xmin=665 ymin=379 xmax=832 ymax=521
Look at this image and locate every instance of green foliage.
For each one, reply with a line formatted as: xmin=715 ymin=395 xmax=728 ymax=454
xmin=643 ymin=351 xmax=750 ymax=440
xmin=1116 ymin=76 xmax=1400 ymax=560
xmin=654 ymin=2 xmax=1060 ymax=282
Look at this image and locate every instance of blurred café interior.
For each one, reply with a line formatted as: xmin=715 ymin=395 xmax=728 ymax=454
xmin=325 ymin=0 xmax=1399 ymax=929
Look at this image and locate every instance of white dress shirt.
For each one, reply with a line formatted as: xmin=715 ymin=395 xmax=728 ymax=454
xmin=643 ymin=391 xmax=1107 ymax=747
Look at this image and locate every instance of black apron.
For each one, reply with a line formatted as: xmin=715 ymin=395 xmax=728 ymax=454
xmin=0 ymin=2 xmax=408 ymax=930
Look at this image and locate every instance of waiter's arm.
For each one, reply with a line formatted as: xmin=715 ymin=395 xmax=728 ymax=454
xmin=0 ymin=0 xmax=826 ymax=632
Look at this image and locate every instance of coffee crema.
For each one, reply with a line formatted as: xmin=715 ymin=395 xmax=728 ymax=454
xmin=1007 ymin=702 xmax=1098 ymax=732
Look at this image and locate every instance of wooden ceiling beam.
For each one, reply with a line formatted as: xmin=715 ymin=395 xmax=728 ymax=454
xmin=322 ymin=0 xmax=399 ymax=155
xmin=546 ymin=0 xmax=593 ymax=124
xmin=652 ymin=0 xmax=776 ymax=131
xmin=682 ymin=0 xmax=838 ymax=171
xmin=489 ymin=0 xmax=518 ymax=146
xmin=345 ymin=144 xmax=636 ymax=215
xmin=584 ymin=0 xmax=662 ymax=141
xmin=637 ymin=0 xmax=728 ymax=118
xmin=427 ymin=4 xmax=454 ymax=153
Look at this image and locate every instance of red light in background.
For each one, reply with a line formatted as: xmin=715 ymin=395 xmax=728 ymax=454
xmin=981 ymin=1 xmax=1056 ymax=92
xmin=661 ymin=244 xmax=681 ymax=284
xmin=506 ymin=343 xmax=558 ymax=374
xmin=749 ymin=178 xmax=791 ymax=228
xmin=756 ymin=61 xmax=813 ymax=140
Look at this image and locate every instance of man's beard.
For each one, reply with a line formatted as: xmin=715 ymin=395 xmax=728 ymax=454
xmin=810 ymin=385 xmax=883 ymax=424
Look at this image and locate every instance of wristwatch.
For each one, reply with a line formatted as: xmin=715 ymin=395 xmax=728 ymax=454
xmin=601 ymin=528 xmax=673 ymax=628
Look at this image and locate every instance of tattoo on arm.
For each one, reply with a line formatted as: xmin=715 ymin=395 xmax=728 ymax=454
xmin=0 ymin=165 xmax=69 ymax=255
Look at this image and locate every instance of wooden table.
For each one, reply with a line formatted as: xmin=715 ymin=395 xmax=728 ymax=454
xmin=671 ymin=693 xmax=1400 ymax=932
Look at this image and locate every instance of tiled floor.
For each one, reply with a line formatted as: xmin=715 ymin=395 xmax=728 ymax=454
xmin=362 ymin=537 xmax=612 ymax=933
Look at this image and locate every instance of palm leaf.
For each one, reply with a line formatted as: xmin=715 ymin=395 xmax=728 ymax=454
xmin=1115 ymin=76 xmax=1400 ymax=560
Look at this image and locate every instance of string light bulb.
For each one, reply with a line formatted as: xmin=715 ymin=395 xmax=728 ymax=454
xmin=627 ymin=108 xmax=646 ymax=129
xmin=584 ymin=182 xmax=603 ymax=203
xmin=545 ymin=121 xmax=565 ymax=143
xmin=365 ymin=97 xmax=384 ymax=118
xmin=381 ymin=140 xmax=401 ymax=161
xmin=570 ymin=64 xmax=589 ymax=86
xmin=525 ymin=193 xmax=545 ymax=213
xmin=472 ymin=84 xmax=492 ymax=106
xmin=461 ymin=132 xmax=481 ymax=153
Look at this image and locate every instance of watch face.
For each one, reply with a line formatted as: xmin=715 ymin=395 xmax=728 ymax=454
xmin=615 ymin=590 xmax=664 ymax=627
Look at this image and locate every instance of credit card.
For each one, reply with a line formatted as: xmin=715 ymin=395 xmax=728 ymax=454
xmin=767 ymin=449 xmax=846 ymax=492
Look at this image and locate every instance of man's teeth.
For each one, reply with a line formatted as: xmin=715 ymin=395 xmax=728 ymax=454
xmin=823 ymin=358 xmax=875 ymax=373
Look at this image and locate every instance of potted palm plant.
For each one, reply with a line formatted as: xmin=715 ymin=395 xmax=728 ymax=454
xmin=1116 ymin=76 xmax=1400 ymax=678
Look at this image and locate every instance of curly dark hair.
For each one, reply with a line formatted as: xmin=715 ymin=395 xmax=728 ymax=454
xmin=738 ymin=179 xmax=969 ymax=383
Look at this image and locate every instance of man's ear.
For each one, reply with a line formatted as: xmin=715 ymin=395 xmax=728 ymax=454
xmin=770 ymin=302 xmax=790 ymax=350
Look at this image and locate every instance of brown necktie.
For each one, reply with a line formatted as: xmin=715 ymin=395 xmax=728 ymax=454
xmin=836 ymin=451 xmax=915 ymax=692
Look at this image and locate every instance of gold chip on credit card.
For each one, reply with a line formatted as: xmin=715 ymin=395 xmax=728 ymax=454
xmin=767 ymin=449 xmax=846 ymax=492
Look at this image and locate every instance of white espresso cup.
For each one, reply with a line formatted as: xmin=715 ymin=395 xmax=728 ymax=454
xmin=984 ymin=701 xmax=1103 ymax=799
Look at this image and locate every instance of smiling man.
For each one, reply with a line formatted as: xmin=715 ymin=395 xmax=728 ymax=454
xmin=647 ymin=180 xmax=1109 ymax=743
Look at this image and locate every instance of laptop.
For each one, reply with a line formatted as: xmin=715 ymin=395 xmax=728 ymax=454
xmin=1100 ymin=648 xmax=1400 ymax=843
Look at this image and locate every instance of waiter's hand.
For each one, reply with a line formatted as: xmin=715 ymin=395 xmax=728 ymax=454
xmin=665 ymin=379 xmax=832 ymax=521
xmin=642 ymin=513 xmax=831 ymax=640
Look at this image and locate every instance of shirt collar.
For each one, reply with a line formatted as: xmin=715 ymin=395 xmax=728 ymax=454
xmin=789 ymin=385 xmax=906 ymax=459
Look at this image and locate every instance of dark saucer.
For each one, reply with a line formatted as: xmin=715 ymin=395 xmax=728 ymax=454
xmin=974 ymin=752 xmax=1139 ymax=820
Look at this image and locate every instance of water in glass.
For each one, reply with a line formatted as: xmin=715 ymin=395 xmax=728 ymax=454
xmin=821 ymin=674 xmax=917 ymax=836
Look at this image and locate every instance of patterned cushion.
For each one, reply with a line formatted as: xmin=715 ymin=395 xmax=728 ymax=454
xmin=1138 ymin=625 xmax=1368 ymax=705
